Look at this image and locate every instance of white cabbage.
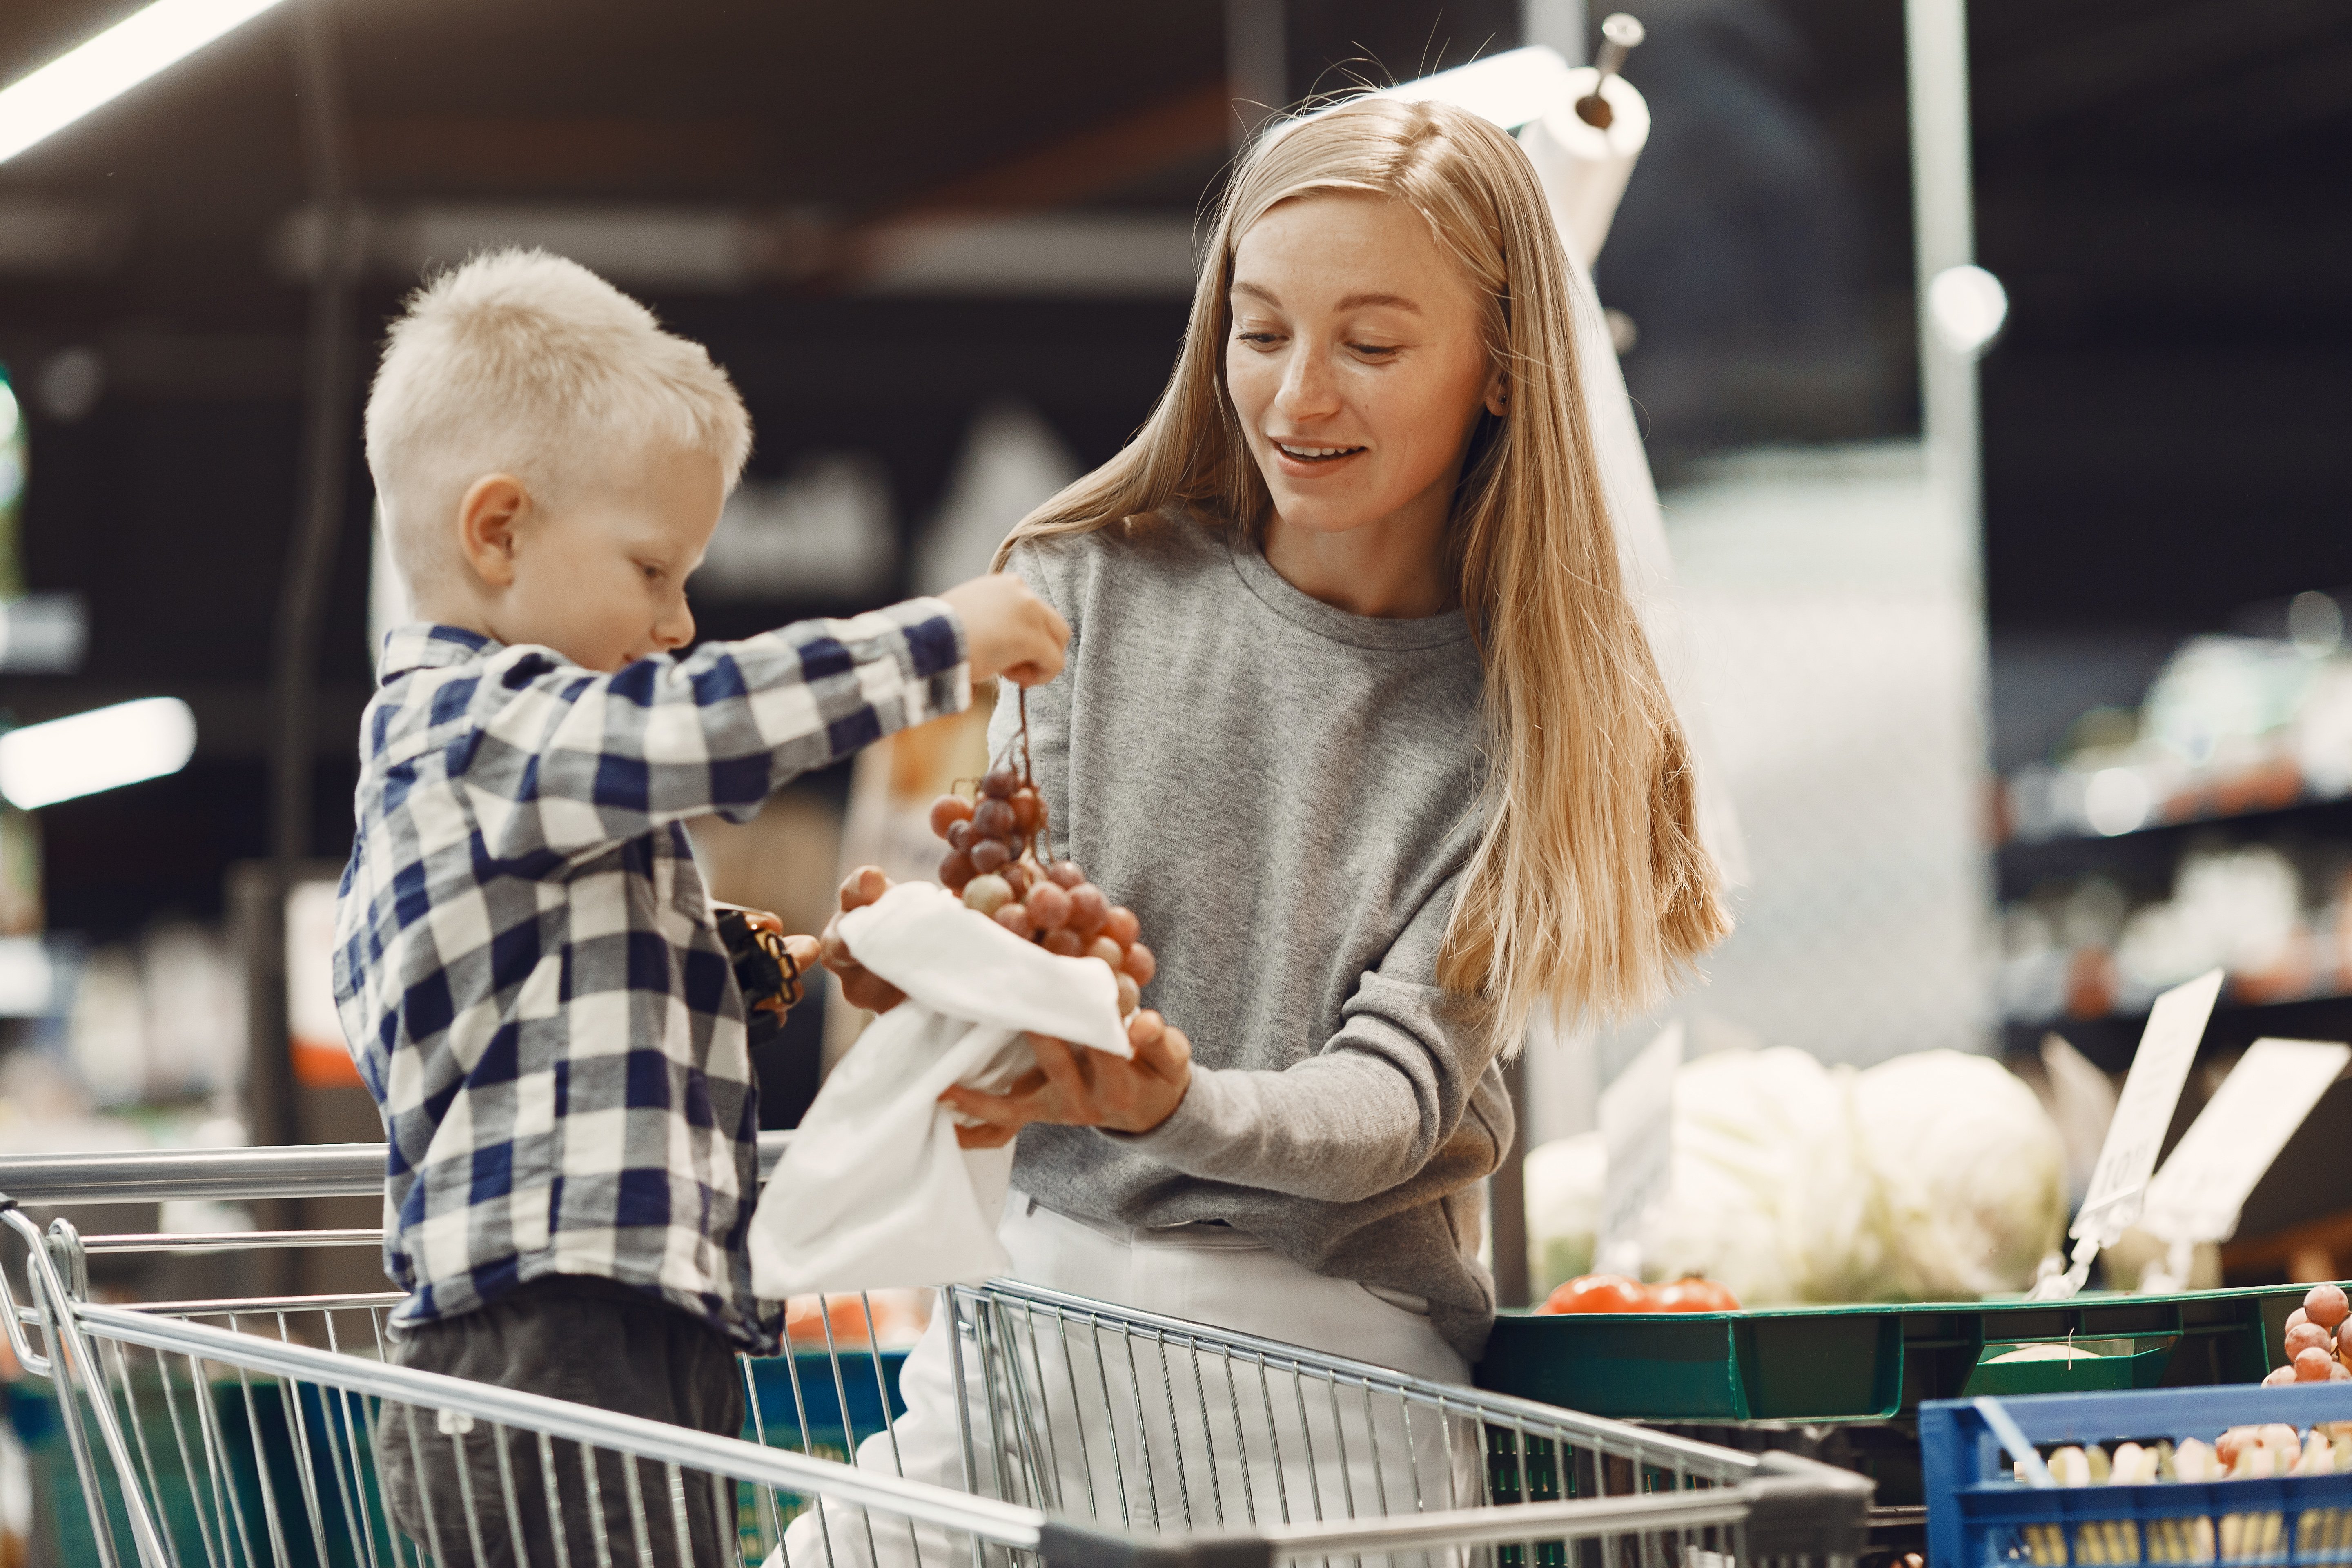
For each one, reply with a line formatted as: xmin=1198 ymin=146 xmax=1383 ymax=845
xmin=1525 ymin=1047 xmax=2066 ymax=1304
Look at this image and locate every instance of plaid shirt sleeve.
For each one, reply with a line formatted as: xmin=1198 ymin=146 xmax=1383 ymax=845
xmin=334 ymin=599 xmax=966 ymax=1351
xmin=433 ymin=601 xmax=967 ymax=861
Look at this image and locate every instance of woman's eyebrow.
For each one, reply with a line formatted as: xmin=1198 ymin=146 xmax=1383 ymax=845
xmin=1231 ymin=280 xmax=1423 ymax=316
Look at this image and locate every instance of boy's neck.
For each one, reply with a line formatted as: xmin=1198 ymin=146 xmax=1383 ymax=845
xmin=407 ymin=592 xmax=499 ymax=644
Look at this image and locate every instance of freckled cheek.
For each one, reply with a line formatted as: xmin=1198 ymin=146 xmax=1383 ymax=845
xmin=1225 ymin=353 xmax=1275 ymax=431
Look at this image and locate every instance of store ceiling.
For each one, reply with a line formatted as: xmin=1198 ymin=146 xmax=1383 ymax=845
xmin=0 ymin=0 xmax=2346 ymax=929
xmin=0 ymin=0 xmax=1232 ymax=209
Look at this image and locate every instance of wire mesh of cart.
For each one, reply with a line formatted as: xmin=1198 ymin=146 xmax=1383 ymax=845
xmin=0 ymin=1143 xmax=1873 ymax=1568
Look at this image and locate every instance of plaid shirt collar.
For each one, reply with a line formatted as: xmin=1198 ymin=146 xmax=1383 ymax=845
xmin=377 ymin=622 xmax=496 ymax=683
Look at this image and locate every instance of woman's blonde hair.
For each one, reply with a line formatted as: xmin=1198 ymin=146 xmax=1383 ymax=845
xmin=997 ymin=95 xmax=1728 ymax=1047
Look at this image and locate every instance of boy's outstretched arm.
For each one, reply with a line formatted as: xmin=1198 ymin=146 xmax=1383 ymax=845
xmin=410 ymin=575 xmax=1065 ymax=862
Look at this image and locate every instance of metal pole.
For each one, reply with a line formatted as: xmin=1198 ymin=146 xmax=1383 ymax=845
xmin=273 ymin=0 xmax=354 ymax=877
xmin=1225 ymin=0 xmax=1287 ymax=146
xmin=1905 ymin=0 xmax=1983 ymax=552
xmin=1490 ymin=1054 xmax=1531 ymax=1307
xmin=1905 ymin=0 xmax=2002 ymax=1054
xmin=255 ymin=0 xmax=355 ymax=1200
xmin=1521 ymin=0 xmax=1590 ymax=65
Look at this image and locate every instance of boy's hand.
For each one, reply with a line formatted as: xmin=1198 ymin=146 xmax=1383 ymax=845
xmin=939 ymin=574 xmax=1069 ymax=688
xmin=820 ymin=866 xmax=905 ymax=1015
xmin=943 ymin=1010 xmax=1193 ymax=1150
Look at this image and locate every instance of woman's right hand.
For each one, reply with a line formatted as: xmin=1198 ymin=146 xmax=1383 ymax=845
xmin=820 ymin=866 xmax=905 ymax=1014
xmin=939 ymin=573 xmax=1069 ymax=687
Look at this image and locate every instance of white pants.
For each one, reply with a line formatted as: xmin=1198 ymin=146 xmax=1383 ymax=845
xmin=771 ymin=1194 xmax=1479 ymax=1568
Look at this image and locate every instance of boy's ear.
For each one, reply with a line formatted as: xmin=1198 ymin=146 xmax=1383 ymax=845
xmin=457 ymin=474 xmax=530 ymax=589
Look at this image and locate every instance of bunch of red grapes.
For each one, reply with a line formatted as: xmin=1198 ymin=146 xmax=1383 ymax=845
xmin=929 ymin=766 xmax=1156 ymax=1018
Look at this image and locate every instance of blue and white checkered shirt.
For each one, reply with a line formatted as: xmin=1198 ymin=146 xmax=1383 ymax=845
xmin=332 ymin=606 xmax=967 ymax=1349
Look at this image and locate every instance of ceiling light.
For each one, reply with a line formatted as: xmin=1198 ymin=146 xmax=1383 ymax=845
xmin=0 ymin=0 xmax=291 ymax=166
xmin=1927 ymin=264 xmax=2009 ymax=358
xmin=0 ymin=697 xmax=197 ymax=808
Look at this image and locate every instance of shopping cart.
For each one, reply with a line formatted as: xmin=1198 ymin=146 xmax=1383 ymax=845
xmin=0 ymin=1143 xmax=1873 ymax=1568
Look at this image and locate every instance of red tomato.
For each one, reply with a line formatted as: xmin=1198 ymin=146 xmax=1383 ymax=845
xmin=1539 ymin=1274 xmax=1652 ymax=1314
xmin=1650 ymin=1278 xmax=1741 ymax=1313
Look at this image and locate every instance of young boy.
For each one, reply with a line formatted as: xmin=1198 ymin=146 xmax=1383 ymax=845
xmin=334 ymin=247 xmax=1066 ymax=1563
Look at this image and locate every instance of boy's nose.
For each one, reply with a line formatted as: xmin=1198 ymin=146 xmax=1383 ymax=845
xmin=654 ymin=600 xmax=695 ymax=650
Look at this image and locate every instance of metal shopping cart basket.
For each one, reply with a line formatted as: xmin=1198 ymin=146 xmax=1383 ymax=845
xmin=0 ymin=1143 xmax=1873 ymax=1568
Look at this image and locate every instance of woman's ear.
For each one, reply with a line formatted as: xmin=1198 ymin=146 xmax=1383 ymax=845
xmin=456 ymin=474 xmax=530 ymax=589
xmin=1483 ymin=364 xmax=1510 ymax=419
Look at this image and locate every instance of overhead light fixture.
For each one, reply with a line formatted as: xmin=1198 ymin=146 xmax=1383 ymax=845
xmin=0 ymin=0 xmax=291 ymax=166
xmin=1927 ymin=264 xmax=2010 ymax=358
xmin=0 ymin=697 xmax=197 ymax=808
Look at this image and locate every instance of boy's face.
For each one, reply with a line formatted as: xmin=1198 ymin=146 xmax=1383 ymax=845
xmin=495 ymin=444 xmax=727 ymax=673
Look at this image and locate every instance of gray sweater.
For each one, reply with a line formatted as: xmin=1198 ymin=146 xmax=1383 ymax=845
xmin=990 ymin=511 xmax=1514 ymax=1360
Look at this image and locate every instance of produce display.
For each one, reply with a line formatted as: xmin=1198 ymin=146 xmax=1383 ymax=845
xmin=928 ymin=699 xmax=1156 ymax=1018
xmin=2263 ymin=1283 xmax=2352 ymax=1385
xmin=1523 ymin=1047 xmax=2064 ymax=1306
xmin=1535 ymin=1273 xmax=1741 ymax=1314
xmin=2002 ymin=1288 xmax=2352 ymax=1487
xmin=2009 ymin=1415 xmax=2352 ymax=1565
xmin=2023 ymin=1423 xmax=2352 ymax=1486
xmin=783 ymin=1288 xmax=930 ymax=1350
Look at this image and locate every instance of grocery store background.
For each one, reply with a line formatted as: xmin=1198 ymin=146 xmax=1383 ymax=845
xmin=0 ymin=0 xmax=2347 ymax=1316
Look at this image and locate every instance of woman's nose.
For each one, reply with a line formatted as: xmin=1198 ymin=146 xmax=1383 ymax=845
xmin=1274 ymin=344 xmax=1340 ymax=419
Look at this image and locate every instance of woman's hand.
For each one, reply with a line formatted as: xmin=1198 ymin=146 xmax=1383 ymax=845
xmin=942 ymin=1010 xmax=1193 ymax=1150
xmin=819 ymin=866 xmax=905 ymax=1014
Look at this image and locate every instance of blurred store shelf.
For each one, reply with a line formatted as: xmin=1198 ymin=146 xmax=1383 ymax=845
xmin=2008 ymin=990 xmax=2352 ymax=1074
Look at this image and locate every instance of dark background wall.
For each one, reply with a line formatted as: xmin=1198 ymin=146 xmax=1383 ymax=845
xmin=2 ymin=0 xmax=2347 ymax=939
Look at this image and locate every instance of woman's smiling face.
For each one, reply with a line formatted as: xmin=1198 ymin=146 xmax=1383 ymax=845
xmin=1225 ymin=190 xmax=1501 ymax=548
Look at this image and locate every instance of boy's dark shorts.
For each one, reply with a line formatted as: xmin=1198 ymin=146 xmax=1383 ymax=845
xmin=376 ymin=1274 xmax=746 ymax=1566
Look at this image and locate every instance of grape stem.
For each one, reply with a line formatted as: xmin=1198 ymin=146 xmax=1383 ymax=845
xmin=1016 ymin=686 xmax=1040 ymax=863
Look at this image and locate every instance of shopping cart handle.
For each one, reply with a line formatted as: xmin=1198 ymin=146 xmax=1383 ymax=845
xmin=1743 ymin=1450 xmax=1879 ymax=1559
xmin=0 ymin=1131 xmax=795 ymax=1205
xmin=1037 ymin=1520 xmax=1272 ymax=1568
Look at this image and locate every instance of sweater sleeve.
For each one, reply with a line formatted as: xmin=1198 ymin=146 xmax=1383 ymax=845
xmin=1109 ymin=871 xmax=1501 ymax=1205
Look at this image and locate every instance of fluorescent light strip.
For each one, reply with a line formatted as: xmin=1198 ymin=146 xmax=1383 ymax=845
xmin=0 ymin=0 xmax=292 ymax=165
xmin=0 ymin=697 xmax=197 ymax=808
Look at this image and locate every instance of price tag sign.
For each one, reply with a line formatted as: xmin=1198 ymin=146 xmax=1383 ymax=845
xmin=2141 ymin=1038 xmax=2350 ymax=1243
xmin=2071 ymin=968 xmax=2223 ymax=1246
xmin=1597 ymin=1022 xmax=1682 ymax=1274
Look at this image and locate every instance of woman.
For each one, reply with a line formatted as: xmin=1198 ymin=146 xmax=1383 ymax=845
xmin=804 ymin=90 xmax=1726 ymax=1554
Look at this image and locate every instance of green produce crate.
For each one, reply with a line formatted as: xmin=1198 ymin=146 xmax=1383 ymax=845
xmin=1475 ymin=1285 xmax=2307 ymax=1423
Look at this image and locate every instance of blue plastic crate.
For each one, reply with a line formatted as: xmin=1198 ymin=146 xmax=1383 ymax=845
xmin=1922 ymin=1383 xmax=2352 ymax=1567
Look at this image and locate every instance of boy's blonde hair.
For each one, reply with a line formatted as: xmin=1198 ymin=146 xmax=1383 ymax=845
xmin=998 ymin=97 xmax=1729 ymax=1049
xmin=365 ymin=248 xmax=753 ymax=602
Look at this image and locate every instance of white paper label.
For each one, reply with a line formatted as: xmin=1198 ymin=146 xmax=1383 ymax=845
xmin=2071 ymin=969 xmax=2223 ymax=1245
xmin=1597 ymin=1022 xmax=1682 ymax=1273
xmin=2140 ymin=1037 xmax=2349 ymax=1243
